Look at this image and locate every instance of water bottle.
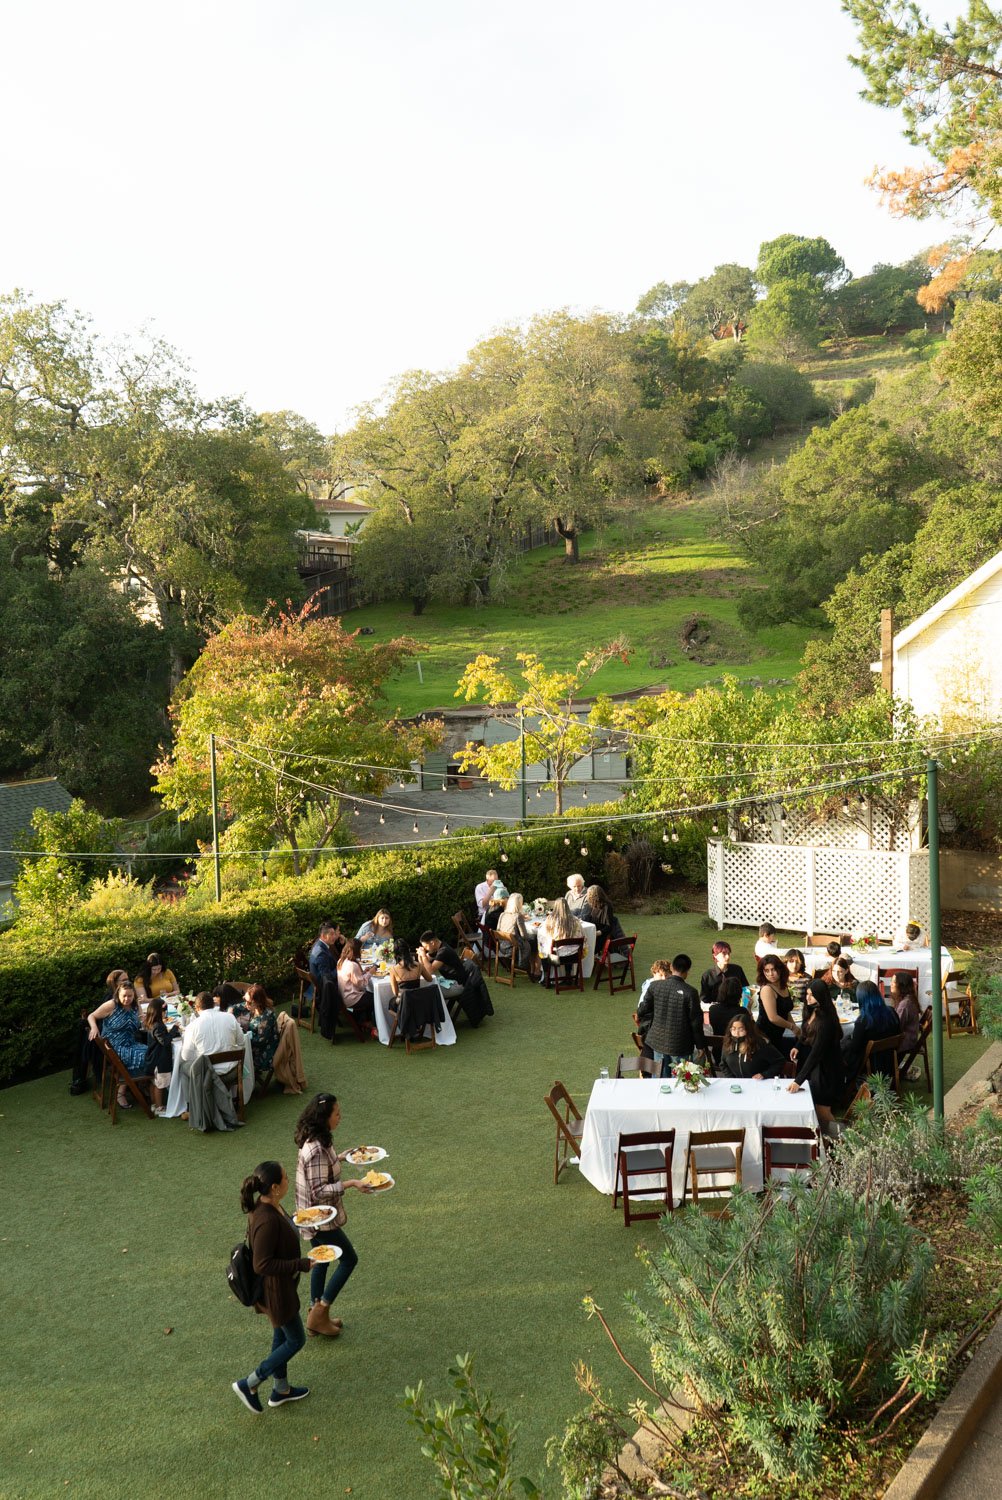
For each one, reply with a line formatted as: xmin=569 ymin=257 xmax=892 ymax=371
xmin=599 ymin=1067 xmax=609 ymax=1080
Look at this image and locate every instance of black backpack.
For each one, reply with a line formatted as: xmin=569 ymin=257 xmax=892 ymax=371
xmin=227 ymin=1238 xmax=263 ymax=1308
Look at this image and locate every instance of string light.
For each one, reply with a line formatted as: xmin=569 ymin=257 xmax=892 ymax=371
xmin=606 ymin=832 xmax=613 ymax=842
xmin=515 ymin=831 xmax=523 ymax=842
xmin=488 ymin=787 xmax=494 ymax=798
xmin=842 ymin=796 xmax=849 ymax=813
xmin=260 ymin=863 xmax=268 ymax=882
xmin=662 ymin=830 xmax=670 ymax=843
xmin=500 ymin=849 xmax=509 ymax=863
xmin=671 ymin=829 xmax=679 ymax=842
xmin=378 ymin=813 xmax=385 ymax=825
xmin=416 ymin=859 xmax=424 ymax=876
xmin=563 ymin=836 xmax=570 ymax=845
xmin=353 ymin=804 xmax=360 ymax=817
xmin=412 ymin=820 xmax=419 ymax=834
xmin=712 ymin=822 xmax=719 ymax=834
xmin=443 ymin=821 xmax=450 ymax=835
xmin=535 ymin=787 xmax=542 ymax=798
xmin=340 ymin=862 xmax=349 ymax=878
xmin=579 ymin=844 xmax=588 ymax=857
xmin=582 ymin=788 xmax=588 ymax=800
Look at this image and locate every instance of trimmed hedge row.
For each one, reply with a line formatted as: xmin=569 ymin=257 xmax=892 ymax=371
xmin=0 ymin=813 xmax=650 ymax=1083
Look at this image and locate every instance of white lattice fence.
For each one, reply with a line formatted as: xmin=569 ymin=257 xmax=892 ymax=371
xmin=708 ymin=839 xmax=929 ymax=938
xmin=735 ymin=801 xmax=919 ymax=852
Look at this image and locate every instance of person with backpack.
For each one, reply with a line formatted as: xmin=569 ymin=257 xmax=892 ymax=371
xmin=232 ymin=1161 xmax=313 ymax=1414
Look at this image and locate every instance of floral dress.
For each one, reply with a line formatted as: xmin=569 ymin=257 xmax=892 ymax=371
xmin=249 ymin=1009 xmax=279 ymax=1072
xmin=102 ymin=1003 xmax=148 ymax=1076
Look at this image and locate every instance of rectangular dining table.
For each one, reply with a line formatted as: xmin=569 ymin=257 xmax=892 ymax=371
xmin=526 ymin=916 xmax=598 ymax=978
xmin=163 ymin=1030 xmax=255 ymax=1118
xmin=369 ymin=975 xmax=458 ymax=1046
xmin=578 ymin=1075 xmax=818 ymax=1201
xmin=800 ymin=945 xmax=952 ymax=1010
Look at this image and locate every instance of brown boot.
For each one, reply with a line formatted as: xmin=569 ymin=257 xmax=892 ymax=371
xmin=306 ymin=1301 xmax=341 ymax=1338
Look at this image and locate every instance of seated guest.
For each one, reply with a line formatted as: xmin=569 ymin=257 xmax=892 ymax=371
xmin=708 ymin=973 xmax=745 ymax=1040
xmin=246 ymin=985 xmax=279 ymax=1075
xmin=483 ymin=880 xmax=509 ymax=932
xmin=71 ymin=968 xmax=130 ymax=1095
xmin=840 ymin=980 xmax=900 ymax=1086
xmin=309 ymin=921 xmax=343 ymax=1039
xmin=419 ymin=931 xmax=494 ymax=1027
xmin=817 ymin=941 xmax=843 ymax=982
xmin=143 ymin=996 xmax=180 ymax=1116
xmin=699 ymin=941 xmax=748 ymax=1006
xmin=214 ymin=981 xmax=249 ymax=1021
xmin=829 ymin=956 xmax=857 ymax=1003
xmin=497 ymin=893 xmax=537 ymax=971
xmin=892 ymin=971 xmax=921 ymax=1054
xmin=356 ymin=909 xmax=393 ymax=944
xmin=180 ymin=990 xmax=245 ymax=1076
xmin=755 ymin=954 xmax=800 ymax=1057
xmin=753 ymin=923 xmax=780 ymax=960
xmin=720 ymin=1011 xmax=784 ymax=1080
xmin=537 ymin=898 xmax=584 ymax=988
xmin=387 ymin=939 xmax=426 ymax=1036
xmin=784 ymin=949 xmax=810 ymax=1004
xmin=474 ymin=869 xmax=500 ymax=922
xmin=565 ymin=874 xmax=589 ymax=916
xmin=584 ymin=885 xmax=624 ymax=946
xmin=893 ymin=921 xmax=924 ymax=950
xmin=788 ymin=979 xmax=845 ymax=1132
xmin=336 ymin=938 xmax=376 ymax=1029
xmin=87 ymin=979 xmax=150 ymax=1110
xmin=645 ymin=954 xmax=703 ymax=1075
xmin=134 ymin=952 xmax=179 ymax=1003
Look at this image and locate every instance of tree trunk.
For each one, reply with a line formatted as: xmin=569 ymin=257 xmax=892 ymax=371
xmin=554 ymin=516 xmax=580 ymax=563
xmin=410 ymin=594 xmax=427 ymax=616
xmin=554 ymin=778 xmax=564 ymax=815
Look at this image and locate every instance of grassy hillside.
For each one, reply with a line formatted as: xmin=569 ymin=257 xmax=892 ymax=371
xmin=347 ymin=334 xmax=928 ymax=719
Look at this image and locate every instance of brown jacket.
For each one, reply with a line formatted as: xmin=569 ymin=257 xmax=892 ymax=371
xmin=248 ymin=1202 xmax=311 ymax=1327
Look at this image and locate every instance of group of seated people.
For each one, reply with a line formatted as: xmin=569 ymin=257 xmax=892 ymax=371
xmin=636 ymin=936 xmax=925 ymax=1133
xmin=471 ymin=869 xmax=626 ymax=987
xmin=79 ymin=952 xmax=294 ymax=1115
xmin=305 ymin=910 xmax=495 ymax=1041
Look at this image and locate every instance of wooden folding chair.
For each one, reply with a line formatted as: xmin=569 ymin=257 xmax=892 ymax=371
xmin=761 ymin=1125 xmax=819 ymax=1185
xmin=613 ymin=1129 xmax=676 ymax=1226
xmin=544 ymin=1081 xmax=583 ymax=1184
xmin=862 ymin=1033 xmax=903 ymax=1093
xmin=491 ymin=930 xmax=534 ymax=988
xmin=900 ymin=1007 xmax=932 ymax=1091
xmin=452 ymin=910 xmax=484 ymax=967
xmin=548 ymin=938 xmax=585 ymax=994
xmin=96 ymin=1037 xmax=154 ymax=1124
xmin=700 ymin=1035 xmax=726 ymax=1077
xmin=387 ymin=988 xmax=441 ymax=1053
xmin=294 ymin=964 xmax=316 ymax=1034
xmin=208 ymin=1048 xmax=246 ymax=1121
xmin=682 ymin=1128 xmax=744 ymax=1210
xmin=615 ymin=1051 xmax=655 ymax=1079
xmin=942 ymin=970 xmax=978 ymax=1038
xmin=593 ymin=935 xmax=638 ymax=995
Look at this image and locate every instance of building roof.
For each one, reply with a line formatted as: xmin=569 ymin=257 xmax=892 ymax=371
xmin=314 ymin=498 xmax=374 ymax=514
xmin=893 ymin=547 xmax=1002 ymax=653
xmin=0 ymin=778 xmax=73 ymax=889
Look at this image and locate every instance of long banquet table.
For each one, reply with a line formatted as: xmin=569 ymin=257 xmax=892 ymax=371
xmin=578 ymin=1075 xmax=818 ymax=1201
xmin=800 ymin=945 xmax=952 ymax=1010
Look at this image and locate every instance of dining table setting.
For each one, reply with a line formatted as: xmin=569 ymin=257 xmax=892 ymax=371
xmin=161 ymin=997 xmax=255 ymax=1118
xmin=360 ymin=943 xmax=459 ymax=1046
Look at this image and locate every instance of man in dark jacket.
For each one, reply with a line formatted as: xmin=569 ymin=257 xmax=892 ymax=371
xmin=309 ymin=921 xmax=343 ymax=1042
xmin=645 ymin=954 xmax=703 ymax=1075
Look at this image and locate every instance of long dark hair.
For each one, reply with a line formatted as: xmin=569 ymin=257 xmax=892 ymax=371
xmin=294 ymin=1093 xmax=338 ymax=1150
xmin=393 ymin=937 xmax=418 ymax=968
xmin=723 ymin=1009 xmax=765 ymax=1057
xmin=804 ymin=977 xmax=838 ymax=1037
xmin=240 ymin=1160 xmax=284 ymax=1213
xmin=757 ymin=954 xmax=790 ymax=989
xmin=139 ymin=952 xmax=165 ymax=989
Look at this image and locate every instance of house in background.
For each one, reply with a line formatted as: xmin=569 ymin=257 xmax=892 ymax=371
xmin=872 ymin=547 xmax=1002 ymax=723
xmin=0 ymin=777 xmax=73 ymax=910
xmin=314 ymin=496 xmax=374 ymax=537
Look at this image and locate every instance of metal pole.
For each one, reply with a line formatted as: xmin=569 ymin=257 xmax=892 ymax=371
xmin=520 ymin=709 xmax=527 ymax=823
xmin=927 ymin=757 xmax=944 ymax=1121
xmin=209 ymin=732 xmax=222 ymax=904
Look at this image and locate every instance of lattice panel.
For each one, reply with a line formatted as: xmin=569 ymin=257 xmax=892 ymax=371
xmin=719 ymin=843 xmax=810 ymax=931
xmin=908 ymin=853 xmax=931 ymax=932
xmin=739 ymin=801 xmax=919 ymax=853
xmin=814 ymin=848 xmax=903 ymax=939
xmin=707 ymin=841 xmax=723 ymax=926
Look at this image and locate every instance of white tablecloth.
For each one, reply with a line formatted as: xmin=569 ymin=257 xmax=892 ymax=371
xmin=370 ymin=975 xmax=458 ymax=1047
xmin=528 ymin=917 xmax=598 ymax=978
xmin=164 ymin=1032 xmax=254 ymax=1118
xmin=800 ymin=946 xmax=952 ymax=1010
xmin=578 ymin=1076 xmax=818 ymax=1200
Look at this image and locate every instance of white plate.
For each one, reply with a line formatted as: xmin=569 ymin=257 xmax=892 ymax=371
xmin=307 ymin=1243 xmax=344 ymax=1262
xmin=345 ymin=1146 xmax=387 ymax=1166
xmin=363 ymin=1174 xmax=395 ymax=1194
xmin=293 ymin=1206 xmax=336 ymax=1229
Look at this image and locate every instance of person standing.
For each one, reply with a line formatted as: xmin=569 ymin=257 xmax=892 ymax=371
xmin=644 ymin=954 xmax=702 ymax=1075
xmin=232 ymin=1161 xmax=312 ymax=1414
xmin=294 ymin=1093 xmax=373 ymax=1338
xmin=474 ymin=869 xmax=499 ymax=922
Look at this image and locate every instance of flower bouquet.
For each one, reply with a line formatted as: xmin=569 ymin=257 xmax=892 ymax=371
xmin=852 ymin=931 xmax=880 ymax=950
xmin=532 ymin=898 xmax=550 ymax=917
xmin=672 ymin=1059 xmax=710 ymax=1094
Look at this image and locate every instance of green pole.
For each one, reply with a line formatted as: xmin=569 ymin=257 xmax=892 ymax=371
xmin=209 ymin=732 xmax=222 ymax=904
xmin=520 ymin=709 xmax=527 ymax=823
xmin=927 ymin=757 xmax=944 ymax=1121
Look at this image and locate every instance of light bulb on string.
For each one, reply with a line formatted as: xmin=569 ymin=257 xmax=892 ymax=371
xmin=579 ymin=844 xmax=588 ymax=857
xmin=260 ymin=864 xmax=268 ymax=882
xmin=842 ymin=796 xmax=849 ymax=813
xmin=340 ymin=862 xmax=349 ymax=878
xmin=379 ymin=813 xmax=385 ymax=825
xmin=606 ymin=832 xmax=613 ymax=842
xmin=671 ymin=828 xmax=679 ymax=842
xmin=500 ymin=849 xmax=508 ymax=863
xmin=443 ymin=821 xmax=450 ymax=835
xmin=535 ymin=787 xmax=541 ymax=799
xmin=712 ymin=822 xmax=719 ymax=835
xmin=563 ymin=836 xmax=570 ymax=846
xmin=515 ymin=831 xmax=523 ymax=842
xmin=412 ymin=820 xmax=419 ymax=834
xmin=662 ymin=829 xmax=669 ymax=843
xmin=416 ymin=860 xmax=424 ymax=876
xmin=488 ymin=787 xmax=494 ymax=798
xmin=353 ymin=804 xmax=360 ymax=817
xmin=581 ymin=788 xmax=588 ymax=800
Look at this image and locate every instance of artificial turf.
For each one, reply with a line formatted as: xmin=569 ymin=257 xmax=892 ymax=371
xmin=4 ymin=912 xmax=987 ymax=1499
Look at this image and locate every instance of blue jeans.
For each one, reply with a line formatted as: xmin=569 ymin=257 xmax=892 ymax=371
xmin=309 ymin=1226 xmax=358 ymax=1305
xmin=652 ymin=1051 xmax=687 ymax=1077
xmin=252 ymin=1313 xmax=306 ymax=1390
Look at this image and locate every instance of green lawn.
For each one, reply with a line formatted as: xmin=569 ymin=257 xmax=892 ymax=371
xmin=352 ymin=499 xmax=813 ymax=717
xmin=5 ymin=911 xmax=986 ymax=1500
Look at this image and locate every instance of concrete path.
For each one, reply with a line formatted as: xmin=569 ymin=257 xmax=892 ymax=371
xmin=937 ymin=1388 xmax=1002 ymax=1499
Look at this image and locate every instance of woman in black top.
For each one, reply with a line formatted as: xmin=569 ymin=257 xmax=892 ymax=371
xmin=707 ymin=973 xmax=745 ymax=1040
xmin=755 ymin=954 xmax=800 ymax=1057
xmin=720 ymin=1011 xmax=784 ymax=1080
xmin=787 ymin=979 xmax=844 ymax=1131
xmin=584 ymin=885 xmax=624 ymax=947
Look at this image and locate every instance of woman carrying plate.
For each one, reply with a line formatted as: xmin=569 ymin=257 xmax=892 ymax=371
xmin=293 ymin=1092 xmax=373 ymax=1339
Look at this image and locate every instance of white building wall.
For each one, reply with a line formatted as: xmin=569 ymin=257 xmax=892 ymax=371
xmin=895 ymin=570 xmax=1002 ymax=723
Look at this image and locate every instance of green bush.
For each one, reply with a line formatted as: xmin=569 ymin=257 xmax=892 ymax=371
xmin=0 ymin=811 xmax=641 ymax=1082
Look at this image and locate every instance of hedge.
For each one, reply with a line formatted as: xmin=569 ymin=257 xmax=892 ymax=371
xmin=0 ymin=811 xmax=654 ymax=1083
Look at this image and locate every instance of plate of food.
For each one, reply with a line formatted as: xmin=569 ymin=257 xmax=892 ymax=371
xmin=362 ymin=1170 xmax=394 ymax=1192
xmin=345 ymin=1145 xmax=387 ymax=1166
xmin=293 ymin=1206 xmax=336 ymax=1228
xmin=307 ymin=1243 xmax=343 ymax=1262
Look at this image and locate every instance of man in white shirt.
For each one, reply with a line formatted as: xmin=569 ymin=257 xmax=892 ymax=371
xmin=180 ymin=992 xmax=245 ymax=1075
xmin=474 ymin=869 xmax=499 ymax=920
xmin=566 ymin=873 xmax=588 ymax=915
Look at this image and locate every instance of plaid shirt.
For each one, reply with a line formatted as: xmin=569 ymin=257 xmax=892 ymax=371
xmin=296 ymin=1138 xmax=346 ymax=1237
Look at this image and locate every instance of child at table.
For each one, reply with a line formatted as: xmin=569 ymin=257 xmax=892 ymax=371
xmin=143 ymin=996 xmax=180 ymax=1118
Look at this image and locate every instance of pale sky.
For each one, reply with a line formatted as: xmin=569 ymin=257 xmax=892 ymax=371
xmin=1 ymin=0 xmax=961 ymax=430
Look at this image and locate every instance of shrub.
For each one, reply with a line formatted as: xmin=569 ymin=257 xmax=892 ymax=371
xmin=403 ymin=1353 xmax=540 ymax=1499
